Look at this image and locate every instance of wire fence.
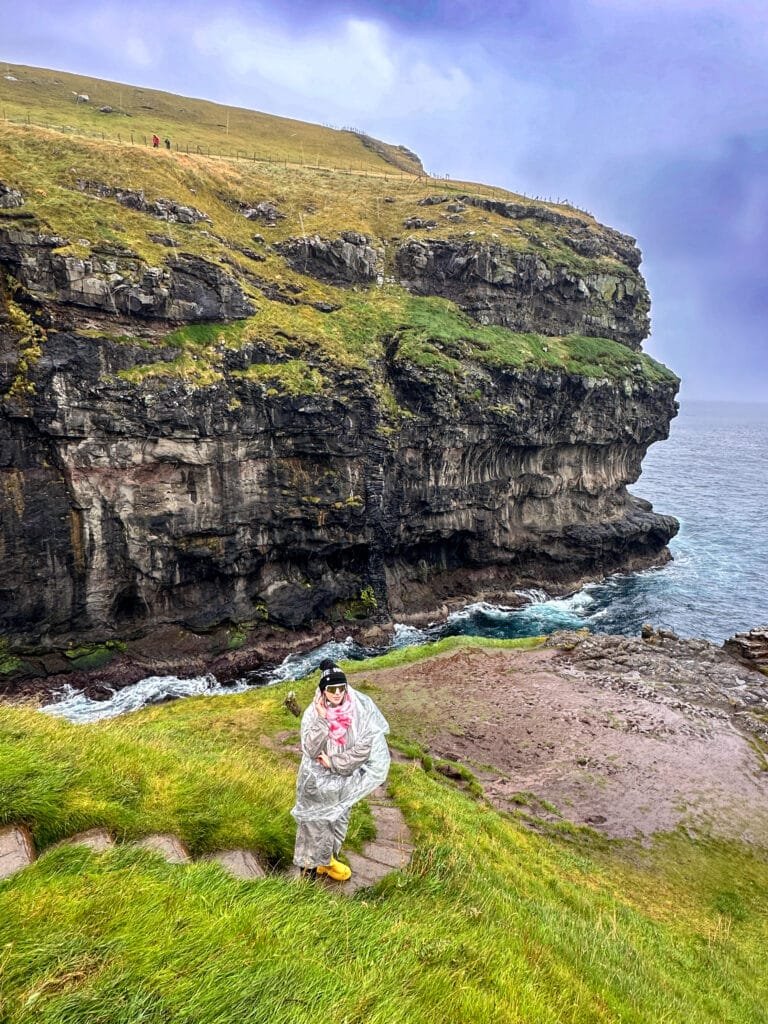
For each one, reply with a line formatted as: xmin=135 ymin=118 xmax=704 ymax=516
xmin=0 ymin=106 xmax=588 ymax=210
xmin=0 ymin=108 xmax=435 ymax=182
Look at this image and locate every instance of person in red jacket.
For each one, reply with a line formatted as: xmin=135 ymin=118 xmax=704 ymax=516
xmin=152 ymin=134 xmax=160 ymax=148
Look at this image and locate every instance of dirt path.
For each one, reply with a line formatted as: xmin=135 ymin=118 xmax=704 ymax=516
xmin=358 ymin=645 xmax=768 ymax=844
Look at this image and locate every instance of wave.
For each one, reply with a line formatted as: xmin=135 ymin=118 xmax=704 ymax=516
xmin=40 ymin=674 xmax=249 ymax=724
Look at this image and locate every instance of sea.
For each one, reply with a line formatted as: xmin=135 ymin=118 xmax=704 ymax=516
xmin=44 ymin=400 xmax=768 ymax=723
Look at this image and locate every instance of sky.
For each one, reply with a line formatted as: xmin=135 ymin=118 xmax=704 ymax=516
xmin=3 ymin=0 xmax=768 ymax=402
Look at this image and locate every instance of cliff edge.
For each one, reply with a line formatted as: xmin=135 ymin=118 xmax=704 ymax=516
xmin=0 ymin=74 xmax=679 ymax=685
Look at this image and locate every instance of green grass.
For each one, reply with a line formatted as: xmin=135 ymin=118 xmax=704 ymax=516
xmin=0 ymin=62 xmax=407 ymax=173
xmin=0 ymin=640 xmax=767 ymax=1022
xmin=231 ymin=359 xmax=326 ymax=395
xmin=104 ymin=290 xmax=676 ymax=398
xmin=0 ymin=723 xmax=767 ymax=1022
xmin=343 ymin=634 xmax=546 ymax=675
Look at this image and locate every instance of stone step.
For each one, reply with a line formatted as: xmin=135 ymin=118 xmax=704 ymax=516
xmin=0 ymin=825 xmax=35 ymax=880
xmin=0 ymin=787 xmax=414 ymax=893
xmin=204 ymin=849 xmax=266 ymax=880
xmin=343 ymin=851 xmax=391 ymax=893
xmin=58 ymin=828 xmax=115 ymax=852
xmin=367 ymin=784 xmax=391 ymax=805
xmin=371 ymin=806 xmax=412 ymax=846
xmin=360 ymin=839 xmax=412 ymax=870
xmin=133 ymin=834 xmax=191 ymax=864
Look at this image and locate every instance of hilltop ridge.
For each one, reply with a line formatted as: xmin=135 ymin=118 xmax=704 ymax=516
xmin=0 ymin=61 xmax=425 ymax=173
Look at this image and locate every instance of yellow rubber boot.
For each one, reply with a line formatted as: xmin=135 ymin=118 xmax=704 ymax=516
xmin=317 ymin=856 xmax=352 ymax=882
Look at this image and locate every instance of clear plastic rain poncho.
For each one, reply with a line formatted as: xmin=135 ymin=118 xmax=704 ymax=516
xmin=291 ymin=685 xmax=390 ymax=868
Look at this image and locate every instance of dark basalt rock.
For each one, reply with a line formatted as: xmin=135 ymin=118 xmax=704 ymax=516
xmin=0 ymin=227 xmax=255 ymax=321
xmin=74 ymin=180 xmax=211 ymax=224
xmin=0 ymin=314 xmax=679 ymax=677
xmin=417 ymin=195 xmax=450 ymax=206
xmin=0 ymin=182 xmax=680 ymax=687
xmin=0 ymin=183 xmax=24 ymax=209
xmin=240 ymin=201 xmax=284 ymax=225
xmin=403 ymin=217 xmax=437 ymax=230
xmin=149 ymin=234 xmax=179 ymax=248
xmin=275 ymin=233 xmax=382 ymax=285
xmin=457 ymin=195 xmax=642 ymax=269
xmin=396 ymin=238 xmax=649 ymax=349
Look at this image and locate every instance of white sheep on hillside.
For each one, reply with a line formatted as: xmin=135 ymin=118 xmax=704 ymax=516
xmin=72 ymin=92 xmax=90 ymax=103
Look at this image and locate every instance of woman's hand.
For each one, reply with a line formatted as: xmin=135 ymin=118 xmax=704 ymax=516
xmin=317 ymin=753 xmax=332 ymax=769
xmin=313 ymin=690 xmax=328 ymax=720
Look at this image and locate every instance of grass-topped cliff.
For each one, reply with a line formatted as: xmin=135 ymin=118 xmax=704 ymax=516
xmin=1 ymin=637 xmax=767 ymax=1023
xmin=0 ymin=62 xmax=424 ymax=173
xmin=0 ymin=63 xmax=680 ymax=675
xmin=0 ymin=62 xmax=676 ymax=393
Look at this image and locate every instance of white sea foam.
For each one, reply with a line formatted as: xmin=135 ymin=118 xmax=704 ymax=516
xmin=40 ymin=674 xmax=249 ymax=724
xmin=445 ymin=601 xmax=519 ymax=625
xmin=268 ymin=636 xmax=358 ymax=683
xmin=391 ymin=623 xmax=430 ymax=648
xmin=515 ymin=587 xmax=551 ymax=604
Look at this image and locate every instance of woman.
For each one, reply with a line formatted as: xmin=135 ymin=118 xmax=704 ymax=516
xmin=292 ymin=662 xmax=390 ymax=880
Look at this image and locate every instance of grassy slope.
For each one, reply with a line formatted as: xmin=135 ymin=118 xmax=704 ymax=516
xmin=1 ymin=638 xmax=767 ymax=1023
xmin=0 ymin=62 xmax=414 ymax=171
xmin=0 ymin=62 xmax=678 ymax=393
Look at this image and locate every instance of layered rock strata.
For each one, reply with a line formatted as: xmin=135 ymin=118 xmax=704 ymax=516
xmin=0 ymin=226 xmax=254 ymax=321
xmin=0 ymin=324 xmax=677 ymax=665
xmin=0 ymin=185 xmax=678 ymax=683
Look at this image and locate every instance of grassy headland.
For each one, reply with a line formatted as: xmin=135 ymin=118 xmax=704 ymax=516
xmin=1 ymin=61 xmax=678 ymax=400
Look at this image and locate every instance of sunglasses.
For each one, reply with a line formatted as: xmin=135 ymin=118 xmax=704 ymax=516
xmin=325 ymin=684 xmax=347 ymax=695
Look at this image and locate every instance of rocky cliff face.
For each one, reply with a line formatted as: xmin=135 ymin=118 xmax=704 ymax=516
xmin=0 ymin=227 xmax=255 ymax=321
xmin=0 ymin=174 xmax=678 ymax=683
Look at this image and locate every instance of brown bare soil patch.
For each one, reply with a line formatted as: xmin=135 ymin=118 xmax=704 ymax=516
xmin=358 ymin=646 xmax=768 ymax=844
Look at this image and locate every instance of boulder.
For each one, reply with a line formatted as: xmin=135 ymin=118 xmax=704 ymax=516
xmin=241 ymin=201 xmax=284 ymax=225
xmin=403 ymin=217 xmax=437 ymax=230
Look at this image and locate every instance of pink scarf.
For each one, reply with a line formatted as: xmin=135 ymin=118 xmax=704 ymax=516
xmin=326 ymin=692 xmax=353 ymax=744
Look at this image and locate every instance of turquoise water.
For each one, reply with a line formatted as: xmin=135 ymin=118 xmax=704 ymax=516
xmin=45 ymin=400 xmax=767 ymax=722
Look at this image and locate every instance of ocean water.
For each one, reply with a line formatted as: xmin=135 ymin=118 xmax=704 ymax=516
xmin=435 ymin=400 xmax=768 ymax=645
xmin=43 ymin=400 xmax=768 ymax=722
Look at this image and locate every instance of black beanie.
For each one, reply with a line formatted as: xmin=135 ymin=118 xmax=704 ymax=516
xmin=319 ymin=666 xmax=347 ymax=692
